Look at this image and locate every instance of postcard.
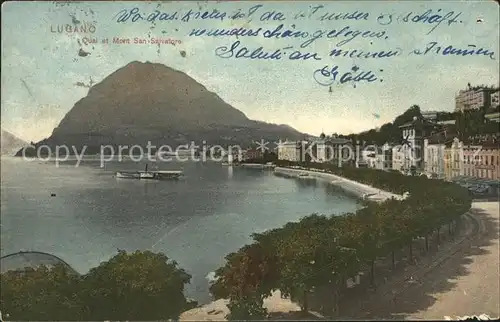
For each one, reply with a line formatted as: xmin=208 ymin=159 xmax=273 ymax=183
xmin=1 ymin=1 xmax=499 ymax=321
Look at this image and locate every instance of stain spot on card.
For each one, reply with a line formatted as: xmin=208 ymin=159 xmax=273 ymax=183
xmin=476 ymin=17 xmax=484 ymax=23
xmin=180 ymin=50 xmax=187 ymax=58
xmin=20 ymin=78 xmax=35 ymax=100
xmin=74 ymin=77 xmax=94 ymax=89
xmin=69 ymin=14 xmax=80 ymax=24
xmin=78 ymin=48 xmax=90 ymax=57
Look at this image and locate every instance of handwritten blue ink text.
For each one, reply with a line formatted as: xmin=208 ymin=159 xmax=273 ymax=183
xmin=377 ymin=9 xmax=462 ymax=34
xmin=215 ymin=41 xmax=322 ymax=61
xmin=329 ymin=46 xmax=402 ymax=59
xmin=313 ymin=65 xmax=378 ymax=87
xmin=412 ymin=42 xmax=495 ymax=60
xmin=215 ymin=41 xmax=284 ymax=60
xmin=189 ymin=24 xmax=387 ymax=48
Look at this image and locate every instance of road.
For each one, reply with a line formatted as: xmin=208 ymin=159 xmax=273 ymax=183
xmin=355 ymin=202 xmax=499 ymax=320
xmin=404 ymin=202 xmax=499 ymax=320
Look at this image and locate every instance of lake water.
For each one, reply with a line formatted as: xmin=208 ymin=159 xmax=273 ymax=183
xmin=0 ymin=156 xmax=360 ymax=303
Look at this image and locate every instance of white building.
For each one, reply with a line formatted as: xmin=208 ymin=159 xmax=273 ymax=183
xmin=489 ymin=89 xmax=499 ymax=108
xmin=455 ymin=85 xmax=497 ymax=112
xmin=392 ymin=146 xmax=405 ymax=172
xmin=311 ymin=138 xmax=327 ymax=163
xmin=424 ymin=139 xmax=446 ymax=179
xmin=421 ymin=111 xmax=439 ymax=121
xmin=398 ymin=117 xmax=435 ymax=172
xmin=374 ymin=143 xmax=393 ymax=170
xmin=277 ymin=140 xmax=302 ymax=162
xmin=361 ymin=148 xmax=377 ymax=168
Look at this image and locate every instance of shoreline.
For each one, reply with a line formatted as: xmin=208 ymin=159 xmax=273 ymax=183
xmin=179 ymin=167 xmax=404 ymax=320
xmin=274 ymin=166 xmax=405 ymax=202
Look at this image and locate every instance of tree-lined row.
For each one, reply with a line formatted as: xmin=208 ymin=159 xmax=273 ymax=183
xmin=0 ymin=163 xmax=471 ymax=320
xmin=210 ymin=161 xmax=471 ymax=320
xmin=0 ymin=250 xmax=196 ymax=321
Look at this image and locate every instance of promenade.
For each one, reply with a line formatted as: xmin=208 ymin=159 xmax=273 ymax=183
xmin=180 ymin=171 xmax=498 ymax=321
xmin=274 ymin=167 xmax=404 ymax=201
xmin=404 ymin=202 xmax=499 ymax=320
xmin=338 ymin=201 xmax=499 ymax=320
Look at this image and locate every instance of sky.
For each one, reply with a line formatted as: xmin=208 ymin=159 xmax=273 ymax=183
xmin=1 ymin=0 xmax=499 ymax=142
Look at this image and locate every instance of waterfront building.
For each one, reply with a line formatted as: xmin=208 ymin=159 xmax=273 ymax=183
xmin=391 ymin=146 xmax=405 ymax=172
xmin=421 ymin=110 xmax=439 ymax=121
xmin=243 ymin=148 xmax=263 ymax=161
xmin=490 ymin=89 xmax=499 ymax=108
xmin=424 ymin=138 xmax=446 ymax=179
xmin=307 ymin=137 xmax=351 ymax=165
xmin=277 ymin=140 xmax=304 ymax=162
xmin=437 ymin=119 xmax=456 ymax=126
xmin=362 ymin=148 xmax=377 ymax=168
xmin=444 ymin=138 xmax=464 ymax=180
xmin=330 ymin=138 xmax=353 ymax=166
xmin=308 ymin=135 xmax=328 ymax=163
xmin=364 ymin=143 xmax=392 ymax=170
xmin=398 ymin=117 xmax=436 ymax=172
xmin=455 ymin=84 xmax=497 ymax=112
xmin=461 ymin=144 xmax=500 ymax=180
xmin=376 ymin=143 xmax=393 ymax=170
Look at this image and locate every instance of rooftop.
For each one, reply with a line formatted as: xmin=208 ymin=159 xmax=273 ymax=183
xmin=0 ymin=251 xmax=78 ymax=274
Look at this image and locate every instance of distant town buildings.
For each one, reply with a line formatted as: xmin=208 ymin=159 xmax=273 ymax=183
xmin=455 ymin=84 xmax=498 ymax=112
xmin=243 ymin=148 xmax=263 ymax=161
xmin=275 ymin=83 xmax=498 ymax=186
xmin=373 ymin=143 xmax=392 ymax=171
xmin=444 ymin=138 xmax=464 ymax=181
xmin=424 ymin=138 xmax=446 ymax=179
xmin=490 ymin=89 xmax=499 ymax=108
xmin=391 ymin=146 xmax=405 ymax=172
xmin=278 ymin=136 xmax=351 ymax=164
xmin=277 ymin=140 xmax=303 ymax=162
xmin=421 ymin=110 xmax=438 ymax=120
xmin=398 ymin=117 xmax=435 ymax=172
xmin=461 ymin=144 xmax=500 ymax=180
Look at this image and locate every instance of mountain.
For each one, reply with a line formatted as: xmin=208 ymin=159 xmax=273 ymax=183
xmin=1 ymin=129 xmax=28 ymax=156
xmin=26 ymin=61 xmax=306 ymax=154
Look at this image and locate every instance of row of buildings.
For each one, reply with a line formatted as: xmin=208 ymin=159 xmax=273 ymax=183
xmin=276 ymin=116 xmax=500 ymax=182
xmin=455 ymin=84 xmax=499 ymax=112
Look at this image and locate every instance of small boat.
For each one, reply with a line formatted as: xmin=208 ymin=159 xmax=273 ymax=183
xmin=116 ymin=164 xmax=182 ymax=180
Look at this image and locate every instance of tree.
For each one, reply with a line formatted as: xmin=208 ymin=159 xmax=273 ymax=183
xmin=210 ymin=156 xmax=471 ymax=319
xmin=0 ymin=264 xmax=85 ymax=321
xmin=210 ymin=243 xmax=279 ymax=320
xmin=80 ymin=250 xmax=193 ymax=321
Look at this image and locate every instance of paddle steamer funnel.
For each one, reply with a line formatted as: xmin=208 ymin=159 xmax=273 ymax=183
xmin=0 ymin=251 xmax=78 ymax=275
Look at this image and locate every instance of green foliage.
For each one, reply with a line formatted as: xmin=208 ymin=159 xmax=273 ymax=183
xmin=226 ymin=295 xmax=268 ymax=320
xmin=0 ymin=264 xmax=85 ymax=321
xmin=81 ymin=250 xmax=192 ymax=320
xmin=213 ymin=161 xmax=471 ymax=317
xmin=340 ymin=105 xmax=422 ymax=145
xmin=0 ymin=250 xmax=194 ymax=321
